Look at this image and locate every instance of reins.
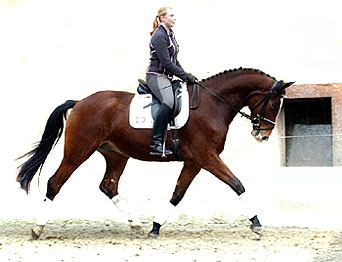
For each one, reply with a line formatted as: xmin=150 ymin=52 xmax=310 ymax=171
xmin=190 ymin=80 xmax=282 ymax=130
xmin=193 ymin=81 xmax=253 ymax=120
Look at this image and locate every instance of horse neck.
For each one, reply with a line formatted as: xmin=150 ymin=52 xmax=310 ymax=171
xmin=199 ymin=72 xmax=272 ymax=124
xmin=200 ymin=75 xmax=256 ymax=110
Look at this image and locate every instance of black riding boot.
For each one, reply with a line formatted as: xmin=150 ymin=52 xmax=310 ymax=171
xmin=150 ymin=104 xmax=173 ymax=156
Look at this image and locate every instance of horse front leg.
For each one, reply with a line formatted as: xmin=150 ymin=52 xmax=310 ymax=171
xmin=148 ymin=162 xmax=201 ymax=238
xmin=201 ymin=154 xmax=262 ymax=236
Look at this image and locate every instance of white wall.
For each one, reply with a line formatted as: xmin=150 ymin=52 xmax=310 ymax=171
xmin=1 ymin=0 xmax=342 ymax=228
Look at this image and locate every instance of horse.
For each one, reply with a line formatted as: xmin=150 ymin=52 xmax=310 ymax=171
xmin=16 ymin=68 xmax=294 ymax=240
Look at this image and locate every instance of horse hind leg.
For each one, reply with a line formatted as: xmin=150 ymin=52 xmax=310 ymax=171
xmin=98 ymin=147 xmax=142 ymax=231
xmin=31 ymin=138 xmax=100 ymax=240
xmin=98 ymin=146 xmax=129 ymax=199
xmin=31 ymin=198 xmax=53 ymax=240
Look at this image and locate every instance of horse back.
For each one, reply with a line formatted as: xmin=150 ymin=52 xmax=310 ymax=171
xmin=66 ymin=90 xmax=134 ymax=136
xmin=73 ymin=90 xmax=133 ymax=114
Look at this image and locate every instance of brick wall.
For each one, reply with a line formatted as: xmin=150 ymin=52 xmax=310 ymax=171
xmin=277 ymin=83 xmax=342 ymax=166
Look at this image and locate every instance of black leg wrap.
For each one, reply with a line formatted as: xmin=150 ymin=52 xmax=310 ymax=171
xmin=148 ymin=222 xmax=161 ymax=238
xmin=249 ymin=215 xmax=262 ymax=227
xmin=249 ymin=215 xmax=263 ymax=236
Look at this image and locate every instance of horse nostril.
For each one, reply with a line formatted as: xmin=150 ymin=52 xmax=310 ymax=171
xmin=262 ymin=136 xmax=269 ymax=141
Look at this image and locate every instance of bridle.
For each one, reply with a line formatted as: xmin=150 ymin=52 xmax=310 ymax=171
xmin=191 ymin=80 xmax=285 ymax=132
xmin=248 ymin=80 xmax=285 ymax=132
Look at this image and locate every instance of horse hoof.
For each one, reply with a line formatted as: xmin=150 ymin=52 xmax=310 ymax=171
xmin=250 ymin=225 xmax=263 ymax=236
xmin=249 ymin=215 xmax=262 ymax=237
xmin=148 ymin=231 xmax=159 ymax=239
xmin=31 ymin=225 xmax=45 ymax=240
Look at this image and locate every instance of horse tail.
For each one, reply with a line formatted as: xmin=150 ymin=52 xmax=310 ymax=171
xmin=16 ymin=100 xmax=78 ymax=193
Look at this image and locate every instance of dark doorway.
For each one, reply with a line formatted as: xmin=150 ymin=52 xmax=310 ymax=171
xmin=284 ymin=97 xmax=332 ymax=166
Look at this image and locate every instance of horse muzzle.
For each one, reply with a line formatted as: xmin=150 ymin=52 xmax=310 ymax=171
xmin=251 ymin=129 xmax=270 ymax=143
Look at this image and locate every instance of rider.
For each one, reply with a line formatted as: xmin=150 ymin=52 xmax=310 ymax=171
xmin=146 ymin=6 xmax=197 ymax=156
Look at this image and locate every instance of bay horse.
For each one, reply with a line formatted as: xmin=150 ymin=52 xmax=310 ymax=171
xmin=16 ymin=68 xmax=294 ymax=240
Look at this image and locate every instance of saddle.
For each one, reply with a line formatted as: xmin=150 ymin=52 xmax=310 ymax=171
xmin=129 ymin=79 xmax=189 ymax=161
xmin=129 ymin=79 xmax=189 ymax=130
xmin=137 ymin=79 xmax=183 ymax=121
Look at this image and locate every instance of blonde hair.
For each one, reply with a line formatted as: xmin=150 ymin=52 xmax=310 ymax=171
xmin=150 ymin=6 xmax=172 ymax=36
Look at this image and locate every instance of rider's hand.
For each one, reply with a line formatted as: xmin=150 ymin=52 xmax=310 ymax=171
xmin=186 ymin=73 xmax=198 ymax=84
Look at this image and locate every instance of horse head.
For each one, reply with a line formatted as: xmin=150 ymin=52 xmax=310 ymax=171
xmin=248 ymin=80 xmax=295 ymax=142
xmin=194 ymin=68 xmax=294 ymax=143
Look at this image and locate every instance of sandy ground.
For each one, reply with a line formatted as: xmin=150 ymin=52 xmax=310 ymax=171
xmin=1 ymin=218 xmax=341 ymax=262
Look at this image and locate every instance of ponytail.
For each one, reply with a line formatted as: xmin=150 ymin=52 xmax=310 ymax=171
xmin=150 ymin=6 xmax=171 ymax=36
xmin=150 ymin=16 xmax=160 ymax=36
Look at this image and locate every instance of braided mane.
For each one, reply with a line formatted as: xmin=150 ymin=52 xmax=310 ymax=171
xmin=202 ymin=67 xmax=276 ymax=82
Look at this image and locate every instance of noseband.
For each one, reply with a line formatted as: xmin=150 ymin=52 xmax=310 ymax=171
xmin=192 ymin=80 xmax=284 ymax=131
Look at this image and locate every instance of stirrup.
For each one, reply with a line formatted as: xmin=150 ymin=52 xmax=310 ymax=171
xmin=150 ymin=148 xmax=173 ymax=156
xmin=150 ymin=144 xmax=172 ymax=157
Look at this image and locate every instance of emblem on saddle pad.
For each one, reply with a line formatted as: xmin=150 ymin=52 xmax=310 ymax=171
xmin=129 ymin=80 xmax=189 ymax=129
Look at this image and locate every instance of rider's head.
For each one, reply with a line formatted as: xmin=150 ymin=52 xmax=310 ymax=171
xmin=150 ymin=7 xmax=175 ymax=35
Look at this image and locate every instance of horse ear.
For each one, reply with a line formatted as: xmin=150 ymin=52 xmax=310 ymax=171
xmin=282 ymin=81 xmax=295 ymax=89
xmin=272 ymin=80 xmax=283 ymax=92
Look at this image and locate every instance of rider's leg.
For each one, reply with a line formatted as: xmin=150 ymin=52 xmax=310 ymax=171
xmin=146 ymin=75 xmax=174 ymax=156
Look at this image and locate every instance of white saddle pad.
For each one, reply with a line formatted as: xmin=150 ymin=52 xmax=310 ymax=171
xmin=129 ymin=82 xmax=189 ymax=129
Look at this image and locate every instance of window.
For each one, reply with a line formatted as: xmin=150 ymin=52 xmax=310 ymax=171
xmin=284 ymin=98 xmax=332 ymax=166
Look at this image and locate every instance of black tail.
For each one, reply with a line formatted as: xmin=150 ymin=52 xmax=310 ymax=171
xmin=16 ymin=100 xmax=77 ymax=193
